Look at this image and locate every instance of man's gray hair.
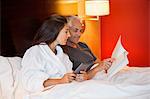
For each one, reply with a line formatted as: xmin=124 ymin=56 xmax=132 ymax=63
xmin=66 ymin=16 xmax=81 ymax=27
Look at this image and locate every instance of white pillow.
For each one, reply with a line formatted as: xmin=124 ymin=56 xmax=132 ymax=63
xmin=0 ymin=56 xmax=22 ymax=99
xmin=8 ymin=57 xmax=22 ymax=80
xmin=0 ymin=56 xmax=14 ymax=99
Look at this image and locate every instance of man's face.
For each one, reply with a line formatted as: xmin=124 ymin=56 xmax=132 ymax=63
xmin=68 ymin=19 xmax=85 ymax=44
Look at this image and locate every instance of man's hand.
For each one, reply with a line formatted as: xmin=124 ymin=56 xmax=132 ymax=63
xmin=75 ymin=71 xmax=89 ymax=82
xmin=100 ymin=58 xmax=115 ymax=70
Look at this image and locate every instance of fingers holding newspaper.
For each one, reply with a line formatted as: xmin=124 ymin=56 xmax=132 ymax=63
xmin=100 ymin=58 xmax=115 ymax=71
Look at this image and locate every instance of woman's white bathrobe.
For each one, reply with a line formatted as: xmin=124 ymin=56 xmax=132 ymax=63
xmin=21 ymin=44 xmax=73 ymax=98
xmin=21 ymin=44 xmax=150 ymax=99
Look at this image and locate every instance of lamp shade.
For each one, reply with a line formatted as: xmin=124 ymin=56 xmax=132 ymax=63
xmin=85 ymin=0 xmax=110 ymax=16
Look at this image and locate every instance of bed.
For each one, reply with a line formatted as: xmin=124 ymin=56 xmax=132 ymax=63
xmin=0 ymin=56 xmax=150 ymax=99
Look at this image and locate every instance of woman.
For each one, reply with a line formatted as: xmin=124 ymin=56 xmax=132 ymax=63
xmin=21 ymin=14 xmax=76 ymax=93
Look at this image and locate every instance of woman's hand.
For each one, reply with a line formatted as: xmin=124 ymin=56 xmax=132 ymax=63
xmin=43 ymin=73 xmax=76 ymax=87
xmin=61 ymin=73 xmax=76 ymax=83
xmin=75 ymin=71 xmax=89 ymax=82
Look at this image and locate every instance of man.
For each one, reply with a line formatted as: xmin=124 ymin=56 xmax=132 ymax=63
xmin=62 ymin=16 xmax=114 ymax=81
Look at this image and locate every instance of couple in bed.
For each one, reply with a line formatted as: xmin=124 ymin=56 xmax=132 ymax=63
xmin=21 ymin=14 xmax=113 ymax=97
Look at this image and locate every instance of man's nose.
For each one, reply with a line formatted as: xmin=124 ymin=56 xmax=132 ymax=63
xmin=67 ymin=32 xmax=71 ymax=37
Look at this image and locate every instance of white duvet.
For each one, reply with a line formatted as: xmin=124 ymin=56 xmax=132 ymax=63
xmin=1 ymin=56 xmax=150 ymax=99
xmin=25 ymin=66 xmax=150 ymax=99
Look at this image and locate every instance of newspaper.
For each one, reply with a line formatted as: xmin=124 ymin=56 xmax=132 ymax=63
xmin=107 ymin=36 xmax=129 ymax=78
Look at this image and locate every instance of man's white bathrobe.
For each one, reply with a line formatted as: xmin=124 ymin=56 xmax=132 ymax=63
xmin=20 ymin=44 xmax=150 ymax=99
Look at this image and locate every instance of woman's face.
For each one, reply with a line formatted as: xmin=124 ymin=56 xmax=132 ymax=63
xmin=56 ymin=24 xmax=71 ymax=45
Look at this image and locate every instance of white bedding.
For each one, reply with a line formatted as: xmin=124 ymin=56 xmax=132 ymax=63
xmin=26 ymin=66 xmax=150 ymax=99
xmin=0 ymin=56 xmax=22 ymax=99
xmin=0 ymin=56 xmax=150 ymax=99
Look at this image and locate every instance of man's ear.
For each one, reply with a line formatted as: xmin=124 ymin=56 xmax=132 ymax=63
xmin=80 ymin=19 xmax=86 ymax=32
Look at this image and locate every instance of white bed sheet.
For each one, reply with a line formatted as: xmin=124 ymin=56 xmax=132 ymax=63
xmin=26 ymin=66 xmax=150 ymax=99
xmin=0 ymin=56 xmax=150 ymax=99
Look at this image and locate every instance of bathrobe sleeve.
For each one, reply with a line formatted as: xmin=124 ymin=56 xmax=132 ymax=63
xmin=21 ymin=46 xmax=49 ymax=93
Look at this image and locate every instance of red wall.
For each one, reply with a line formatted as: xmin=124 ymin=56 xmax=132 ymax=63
xmin=148 ymin=0 xmax=150 ymax=64
xmin=101 ymin=0 xmax=150 ymax=66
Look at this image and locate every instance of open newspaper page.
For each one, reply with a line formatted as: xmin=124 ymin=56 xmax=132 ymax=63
xmin=107 ymin=36 xmax=129 ymax=78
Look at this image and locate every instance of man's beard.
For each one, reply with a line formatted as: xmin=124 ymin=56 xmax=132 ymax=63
xmin=68 ymin=36 xmax=80 ymax=44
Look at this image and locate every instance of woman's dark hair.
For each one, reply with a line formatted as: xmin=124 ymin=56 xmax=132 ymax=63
xmin=32 ymin=14 xmax=67 ymax=45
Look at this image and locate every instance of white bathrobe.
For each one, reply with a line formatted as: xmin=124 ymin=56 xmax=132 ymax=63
xmin=21 ymin=44 xmax=73 ymax=97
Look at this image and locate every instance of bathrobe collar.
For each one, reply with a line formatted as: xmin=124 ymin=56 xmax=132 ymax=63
xmin=39 ymin=43 xmax=67 ymax=75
